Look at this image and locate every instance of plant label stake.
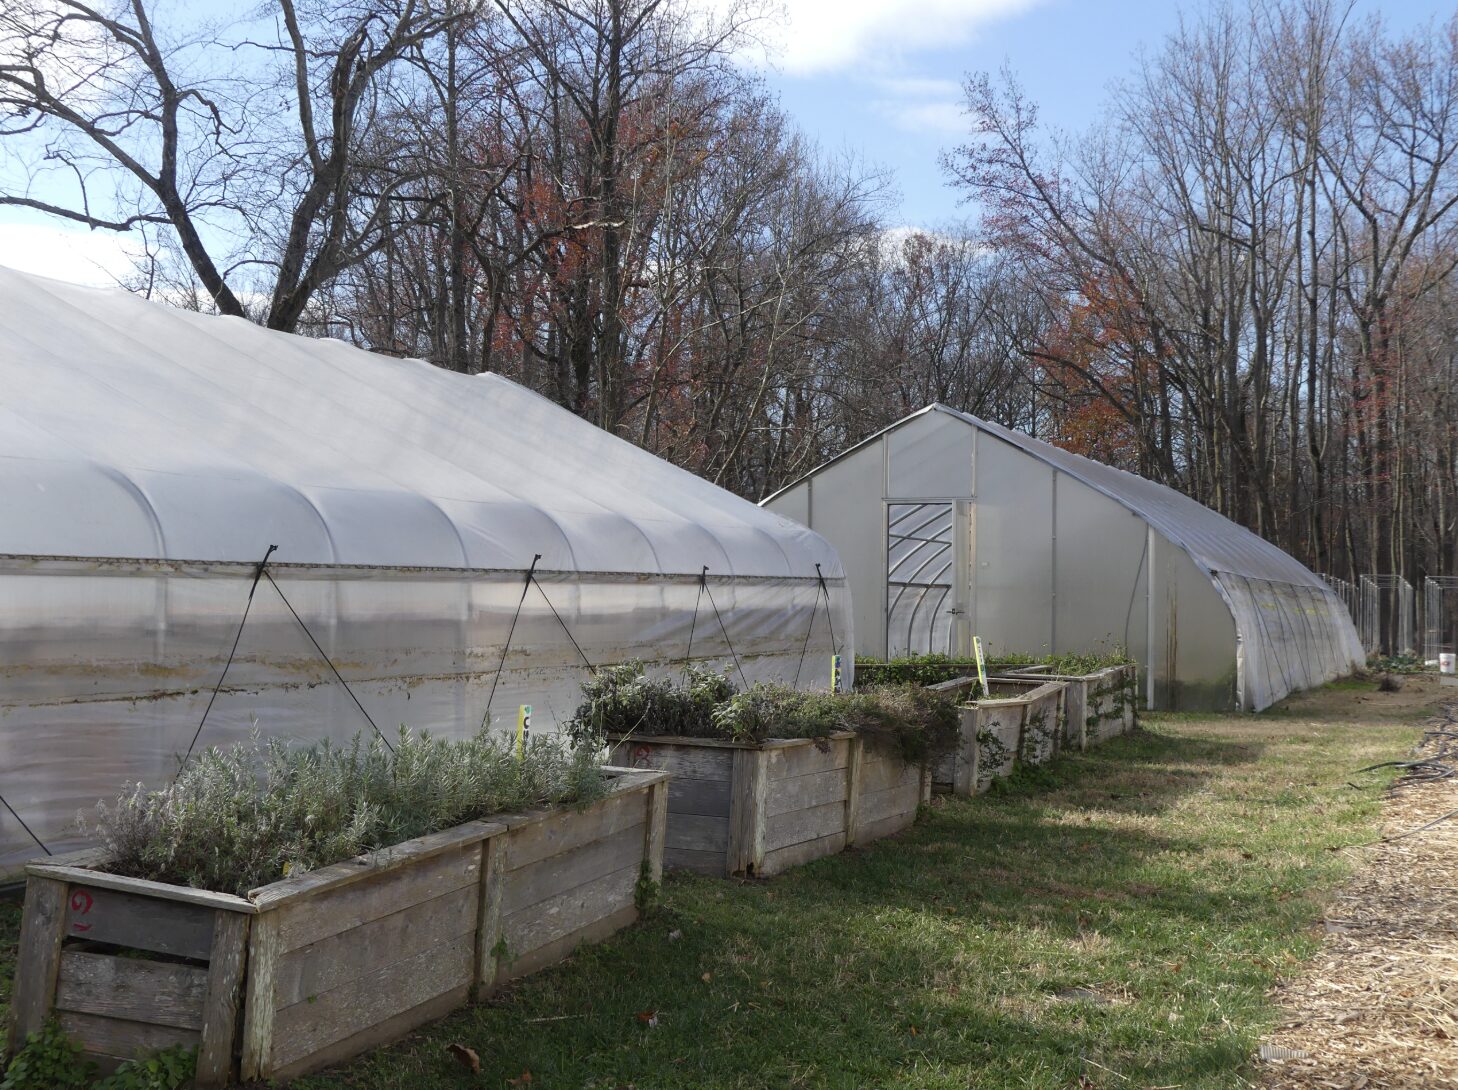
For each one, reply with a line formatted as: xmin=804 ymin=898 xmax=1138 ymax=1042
xmin=830 ymin=654 xmax=843 ymax=693
xmin=516 ymin=705 xmax=532 ymax=759
xmin=972 ymin=637 xmax=988 ymax=694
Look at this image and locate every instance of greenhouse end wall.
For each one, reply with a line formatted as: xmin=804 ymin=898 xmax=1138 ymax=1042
xmin=763 ymin=405 xmax=1363 ymax=715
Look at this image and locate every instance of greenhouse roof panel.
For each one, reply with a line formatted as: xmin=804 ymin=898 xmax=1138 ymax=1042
xmin=947 ymin=407 xmax=1325 ymax=588
xmin=0 ymin=266 xmax=838 ymax=579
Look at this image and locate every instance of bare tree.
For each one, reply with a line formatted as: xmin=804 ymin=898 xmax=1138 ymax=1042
xmin=0 ymin=0 xmax=459 ymax=330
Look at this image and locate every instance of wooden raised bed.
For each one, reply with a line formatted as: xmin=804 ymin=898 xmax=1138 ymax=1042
xmin=1006 ymin=664 xmax=1138 ymax=749
xmin=6 ymin=768 xmax=668 ymax=1085
xmin=928 ymin=677 xmax=1069 ymax=796
xmin=607 ymin=732 xmax=928 ymax=878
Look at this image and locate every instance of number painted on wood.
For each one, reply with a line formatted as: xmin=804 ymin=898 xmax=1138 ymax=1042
xmin=69 ymin=888 xmax=94 ymax=932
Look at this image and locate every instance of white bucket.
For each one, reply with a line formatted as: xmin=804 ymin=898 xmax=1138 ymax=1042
xmin=1441 ymin=653 xmax=1456 ymax=675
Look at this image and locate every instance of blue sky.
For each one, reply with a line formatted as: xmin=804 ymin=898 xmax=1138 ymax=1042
xmin=2 ymin=0 xmax=1452 ymax=283
xmin=755 ymin=0 xmax=1454 ymax=229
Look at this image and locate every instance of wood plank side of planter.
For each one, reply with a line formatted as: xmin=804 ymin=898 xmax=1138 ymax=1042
xmin=609 ymin=738 xmax=734 ymax=875
xmin=487 ymin=771 xmax=664 ymax=986
xmin=268 ymin=932 xmax=476 ymax=1071
xmin=501 ymin=820 xmax=646 ymax=916
xmin=503 ymin=788 xmax=650 ymax=871
xmin=255 ymin=840 xmax=489 ymax=1077
xmin=764 ymin=767 xmax=848 ymax=818
xmin=499 ymin=861 xmax=640 ymax=968
xmin=56 ymin=1011 xmax=202 ymax=1063
xmin=240 ymin=911 xmax=279 ymax=1083
xmin=64 ymin=885 xmax=217 ymax=960
xmin=645 ymin=778 xmax=668 ymax=887
xmin=24 ymin=865 xmax=257 ymax=914
xmin=267 ymin=986 xmax=470 ymax=1084
xmin=755 ymin=736 xmax=854 ymax=875
xmin=759 ymin=831 xmax=847 ymax=876
xmin=270 ymin=885 xmax=479 ymax=1007
xmin=53 ymin=950 xmax=208 ymax=1031
xmin=850 ymin=747 xmax=921 ymax=841
xmin=498 ymin=903 xmax=639 ymax=983
xmin=270 ymin=841 xmax=484 ymax=954
xmin=663 ymin=846 xmax=725 ymax=874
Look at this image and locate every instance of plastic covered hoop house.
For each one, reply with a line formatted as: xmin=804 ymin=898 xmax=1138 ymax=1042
xmin=0 ymin=266 xmax=850 ymax=874
xmin=763 ymin=404 xmax=1363 ymax=713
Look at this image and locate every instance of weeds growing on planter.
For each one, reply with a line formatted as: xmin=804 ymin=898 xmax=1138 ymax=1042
xmin=569 ymin=663 xmax=959 ymax=762
xmin=857 ymin=649 xmax=1135 ymax=686
xmin=853 ymin=653 xmax=999 ymax=689
xmin=88 ymin=728 xmax=606 ymax=896
xmin=1041 ymin=648 xmax=1135 ymax=675
xmin=0 ymin=1020 xmax=194 ymax=1090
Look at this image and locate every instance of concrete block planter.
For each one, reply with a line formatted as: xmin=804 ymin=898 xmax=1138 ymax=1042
xmin=608 ymin=732 xmax=929 ymax=878
xmin=1008 ymin=664 xmax=1138 ymax=749
xmin=929 ymin=677 xmax=1069 ymax=796
xmin=6 ymin=768 xmax=668 ymax=1085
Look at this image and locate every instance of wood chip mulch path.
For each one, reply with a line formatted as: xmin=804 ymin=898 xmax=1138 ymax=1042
xmin=1260 ymin=702 xmax=1458 ymax=1089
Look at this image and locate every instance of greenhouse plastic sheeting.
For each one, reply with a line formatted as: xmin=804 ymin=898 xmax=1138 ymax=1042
xmin=764 ymin=403 xmax=1363 ymax=712
xmin=0 ymin=267 xmax=851 ymax=874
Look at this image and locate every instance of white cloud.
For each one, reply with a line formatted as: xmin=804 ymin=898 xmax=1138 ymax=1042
xmin=0 ymin=222 xmax=138 ymax=286
xmin=861 ymin=73 xmax=968 ymax=136
xmin=752 ymin=0 xmax=1043 ymax=76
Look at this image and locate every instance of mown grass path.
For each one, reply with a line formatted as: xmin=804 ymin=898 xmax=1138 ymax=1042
xmin=291 ymin=703 xmax=1419 ymax=1090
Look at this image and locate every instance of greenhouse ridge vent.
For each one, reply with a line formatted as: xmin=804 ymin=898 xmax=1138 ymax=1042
xmin=0 ymin=264 xmax=851 ymax=874
xmin=761 ymin=403 xmax=1363 ymax=712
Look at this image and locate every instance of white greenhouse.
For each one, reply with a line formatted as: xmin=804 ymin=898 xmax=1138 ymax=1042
xmin=0 ymin=267 xmax=849 ymax=874
xmin=763 ymin=404 xmax=1363 ymax=712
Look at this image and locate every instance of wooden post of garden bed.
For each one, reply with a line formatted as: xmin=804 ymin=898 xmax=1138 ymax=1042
xmin=7 ymin=876 xmax=68 ymax=1053
xmin=239 ymin=912 xmax=280 ymax=1082
xmin=843 ymin=737 xmax=864 ymax=845
xmin=644 ymin=778 xmax=668 ymax=885
xmin=475 ymin=834 xmax=509 ymax=997
xmin=196 ymin=909 xmax=250 ymax=1085
xmin=727 ymin=749 xmax=767 ymax=875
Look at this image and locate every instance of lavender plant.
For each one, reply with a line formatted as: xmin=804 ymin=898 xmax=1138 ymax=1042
xmin=89 ymin=728 xmax=605 ymax=896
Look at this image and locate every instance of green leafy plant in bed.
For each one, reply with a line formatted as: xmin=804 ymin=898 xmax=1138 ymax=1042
xmin=1 ymin=1021 xmax=194 ymax=1090
xmin=568 ymin=664 xmax=959 ymax=763
xmin=87 ymin=728 xmax=606 ymax=897
xmin=1041 ymin=647 xmax=1135 ymax=675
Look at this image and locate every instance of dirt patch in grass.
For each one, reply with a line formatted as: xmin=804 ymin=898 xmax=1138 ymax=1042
xmin=1274 ymin=672 xmax=1447 ymax=724
xmin=1260 ymin=701 xmax=1458 ymax=1089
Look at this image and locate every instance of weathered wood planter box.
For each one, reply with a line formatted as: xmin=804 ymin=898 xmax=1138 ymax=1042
xmin=1008 ymin=664 xmax=1138 ymax=749
xmin=6 ymin=768 xmax=668 ymax=1085
xmin=928 ymin=677 xmax=1069 ymax=796
xmin=607 ymin=732 xmax=929 ymax=878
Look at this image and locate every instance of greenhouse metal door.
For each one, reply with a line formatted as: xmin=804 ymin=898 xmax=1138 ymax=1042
xmin=886 ymin=501 xmax=969 ymax=657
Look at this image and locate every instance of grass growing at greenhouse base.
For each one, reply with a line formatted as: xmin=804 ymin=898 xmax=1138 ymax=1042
xmin=285 ymin=688 xmax=1423 ymax=1090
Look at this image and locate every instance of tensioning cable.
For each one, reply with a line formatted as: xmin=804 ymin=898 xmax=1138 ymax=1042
xmin=176 ymin=543 xmax=277 ymax=778
xmin=531 ymin=571 xmax=593 ymax=671
xmin=701 ymin=568 xmax=749 ymax=690
xmin=262 ymin=570 xmax=394 ymax=753
xmin=683 ymin=566 xmax=707 ymax=669
xmin=0 ymin=789 xmax=51 ymax=856
xmin=482 ymin=555 xmax=540 ymax=730
xmin=792 ymin=563 xmax=840 ymax=688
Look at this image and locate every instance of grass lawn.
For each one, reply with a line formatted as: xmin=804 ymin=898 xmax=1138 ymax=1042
xmin=287 ymin=701 xmax=1419 ymax=1090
